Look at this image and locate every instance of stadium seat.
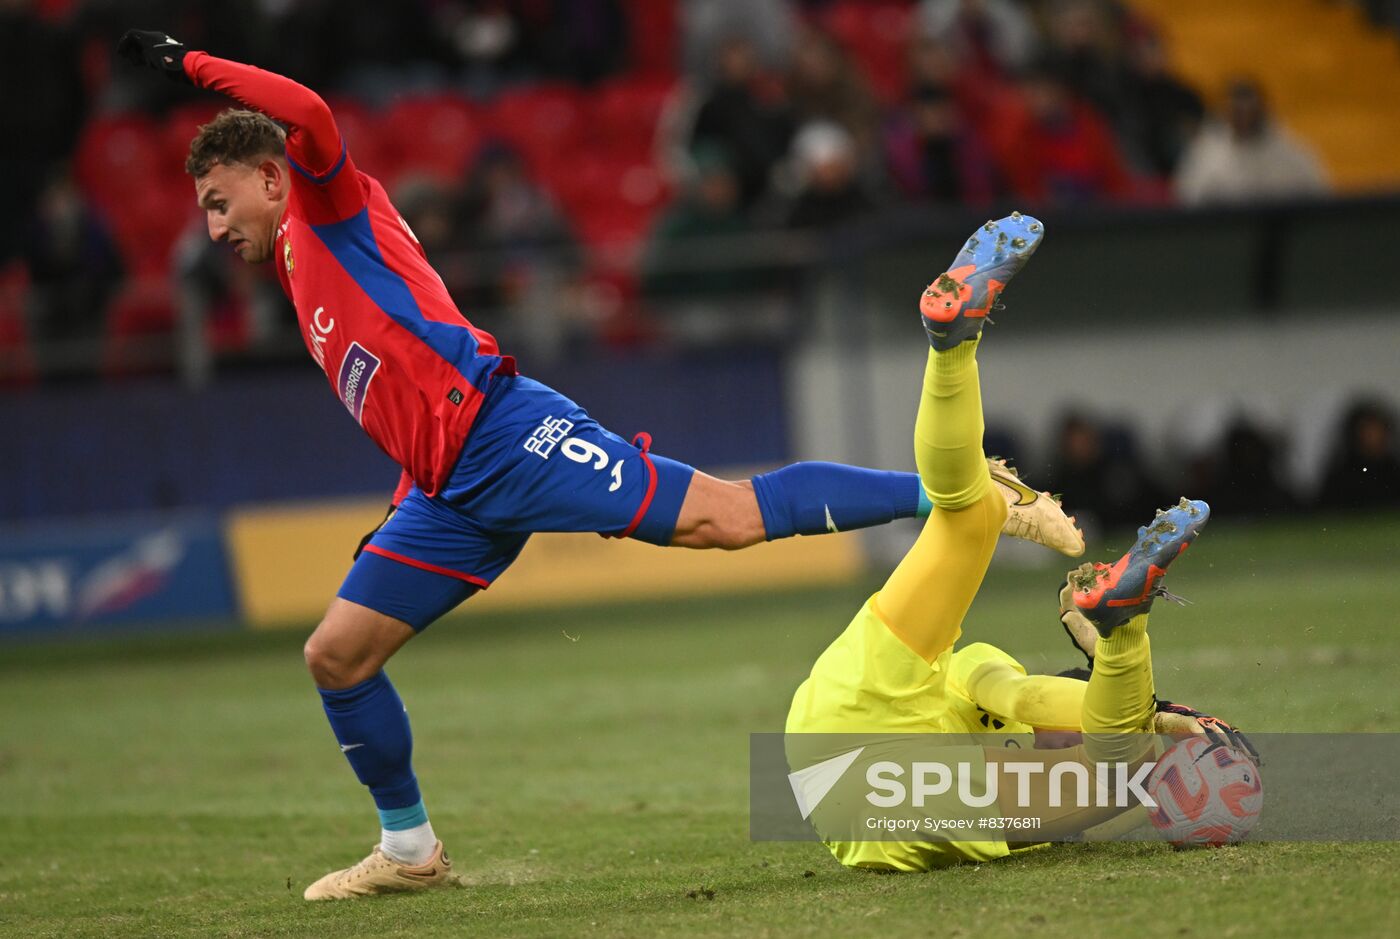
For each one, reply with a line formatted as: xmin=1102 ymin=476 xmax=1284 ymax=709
xmin=483 ymin=83 xmax=587 ymax=177
xmin=162 ymin=101 xmax=225 ymax=171
xmin=588 ymin=75 xmax=678 ymax=154
xmin=323 ymin=97 xmax=397 ymax=183
xmin=815 ymin=0 xmax=913 ymax=106
xmin=549 ymin=151 xmax=669 ymax=248
xmin=619 ymin=0 xmax=678 ymax=77
xmin=74 ymin=114 xmax=168 ymax=218
xmin=0 ymin=262 xmax=35 ymax=386
xmin=103 ymin=275 xmax=177 ymax=376
xmin=383 ymin=94 xmax=484 ymax=184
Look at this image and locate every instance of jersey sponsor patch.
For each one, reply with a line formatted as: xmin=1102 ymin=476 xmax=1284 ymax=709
xmin=523 ymin=416 xmax=574 ymax=459
xmin=337 ymin=342 xmax=381 ymax=425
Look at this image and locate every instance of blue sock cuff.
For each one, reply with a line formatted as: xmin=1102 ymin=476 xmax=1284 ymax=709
xmin=379 ymin=800 xmax=429 ymax=831
xmin=753 ymin=464 xmax=923 ymax=539
xmin=750 ymin=471 xmax=787 ymax=542
xmin=317 ymin=671 xmax=390 ymax=708
xmin=891 ymin=474 xmax=923 ymax=518
xmin=915 ymin=486 xmax=934 ymax=518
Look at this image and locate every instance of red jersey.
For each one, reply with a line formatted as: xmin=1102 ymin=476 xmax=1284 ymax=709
xmin=185 ymin=52 xmax=515 ymax=498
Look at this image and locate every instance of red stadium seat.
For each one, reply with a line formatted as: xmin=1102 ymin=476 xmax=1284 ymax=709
xmin=74 ymin=114 xmax=168 ymax=218
xmin=324 ymin=97 xmax=397 ymax=183
xmin=588 ymin=75 xmax=678 ymax=153
xmin=550 ymin=152 xmax=668 ymax=213
xmin=383 ymin=94 xmax=484 ymax=184
xmin=75 ymin=115 xmax=194 ymax=277
xmin=103 ymin=178 xmax=197 ymax=279
xmin=162 ymin=101 xmax=225 ymax=171
xmin=551 ymin=152 xmax=670 ymax=249
xmin=0 ymin=262 xmax=35 ymax=387
xmin=620 ymin=0 xmax=678 ymax=77
xmin=103 ymin=275 xmax=176 ymax=376
xmin=483 ymin=83 xmax=587 ymax=177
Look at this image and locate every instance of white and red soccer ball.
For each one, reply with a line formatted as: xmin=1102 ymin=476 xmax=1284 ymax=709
xmin=1146 ymin=735 xmax=1264 ymax=846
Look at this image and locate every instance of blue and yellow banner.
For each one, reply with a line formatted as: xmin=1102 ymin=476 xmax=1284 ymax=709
xmin=225 ymin=497 xmax=866 ymax=629
xmin=0 ymin=512 xmax=237 ymax=638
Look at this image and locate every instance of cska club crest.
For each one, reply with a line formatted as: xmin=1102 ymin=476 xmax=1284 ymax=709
xmin=283 ymin=237 xmax=295 ymax=275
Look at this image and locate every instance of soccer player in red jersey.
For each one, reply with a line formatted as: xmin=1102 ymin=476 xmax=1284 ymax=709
xmin=117 ymin=30 xmax=1079 ymax=898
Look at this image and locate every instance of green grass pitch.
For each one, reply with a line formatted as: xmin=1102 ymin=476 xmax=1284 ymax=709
xmin=2 ymin=514 xmax=1398 ymax=938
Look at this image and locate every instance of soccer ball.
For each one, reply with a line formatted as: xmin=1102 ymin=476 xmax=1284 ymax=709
xmin=1145 ymin=735 xmax=1263 ymax=847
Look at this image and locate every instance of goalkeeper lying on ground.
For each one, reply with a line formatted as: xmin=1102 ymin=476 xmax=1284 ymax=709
xmin=785 ymin=213 xmax=1252 ymax=870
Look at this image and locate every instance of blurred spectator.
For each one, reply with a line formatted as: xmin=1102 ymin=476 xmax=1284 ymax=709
xmin=917 ymin=0 xmax=1039 ymax=75
xmin=1175 ymin=79 xmax=1329 ymax=205
xmin=785 ymin=26 xmax=880 ymax=169
xmin=1316 ymin=399 xmax=1400 ymax=511
xmin=907 ymin=35 xmax=966 ymax=97
xmin=1119 ymin=33 xmax=1204 ymax=177
xmin=643 ymin=148 xmax=763 ymax=299
xmin=1201 ymin=418 xmax=1298 ymax=519
xmin=25 ymin=171 xmax=123 ymax=380
xmin=457 ymin=146 xmax=579 ymax=310
xmin=174 ymin=220 xmax=294 ymax=385
xmin=884 ymin=86 xmax=999 ymax=204
xmin=643 ymin=148 xmax=787 ymax=344
xmin=775 ymin=121 xmax=877 ymax=229
xmin=682 ymin=0 xmax=798 ymax=79
xmin=309 ymin=0 xmax=456 ymax=99
xmin=1045 ymin=411 xmax=1166 ymax=531
xmin=689 ymin=37 xmax=795 ymax=210
xmin=454 ymin=146 xmax=585 ymax=357
xmin=989 ymin=60 xmax=1136 ymax=204
xmin=1042 ymin=0 xmax=1132 ymax=132
xmin=395 ymin=175 xmax=477 ymax=307
xmin=509 ymin=0 xmax=631 ymax=85
xmin=1 ymin=0 xmax=86 ymax=263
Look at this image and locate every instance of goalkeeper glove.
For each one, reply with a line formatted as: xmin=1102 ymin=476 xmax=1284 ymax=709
xmin=116 ymin=29 xmax=192 ymax=83
xmin=1057 ymin=577 xmax=1097 ymax=669
xmin=352 ymin=504 xmax=398 ymax=561
xmin=1154 ymin=699 xmax=1261 ymax=766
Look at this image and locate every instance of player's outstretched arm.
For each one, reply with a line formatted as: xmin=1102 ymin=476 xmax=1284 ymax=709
xmin=118 ymin=29 xmax=344 ymax=182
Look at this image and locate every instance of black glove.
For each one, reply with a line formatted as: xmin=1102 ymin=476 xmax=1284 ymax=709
xmin=1154 ymin=699 xmax=1262 ymax=766
xmin=353 ymin=504 xmax=398 ymax=561
xmin=117 ymin=29 xmax=191 ymax=83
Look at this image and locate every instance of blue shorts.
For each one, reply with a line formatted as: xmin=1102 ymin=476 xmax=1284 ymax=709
xmin=338 ymin=375 xmax=696 ymax=629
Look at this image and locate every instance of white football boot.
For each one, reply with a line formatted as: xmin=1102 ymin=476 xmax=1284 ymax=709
xmin=303 ymin=841 xmax=458 ymax=900
xmin=988 ymin=457 xmax=1085 ymax=557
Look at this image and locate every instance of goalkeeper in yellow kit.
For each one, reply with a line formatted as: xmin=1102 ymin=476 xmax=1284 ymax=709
xmin=785 ymin=213 xmax=1246 ymax=870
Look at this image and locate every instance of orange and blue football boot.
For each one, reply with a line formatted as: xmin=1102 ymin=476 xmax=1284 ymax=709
xmin=919 ymin=211 xmax=1044 ymax=350
xmin=1069 ymin=497 xmax=1210 ymax=636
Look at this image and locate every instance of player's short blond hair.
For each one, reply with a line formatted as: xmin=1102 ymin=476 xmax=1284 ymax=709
xmin=185 ymin=109 xmax=287 ymax=178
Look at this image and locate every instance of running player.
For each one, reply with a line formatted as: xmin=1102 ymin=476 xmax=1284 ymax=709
xmin=785 ymin=211 xmax=1253 ymax=869
xmin=115 ymin=31 xmax=1083 ymax=898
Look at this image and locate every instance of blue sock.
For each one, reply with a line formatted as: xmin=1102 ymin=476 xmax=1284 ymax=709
xmin=751 ymin=463 xmax=927 ymax=540
xmin=318 ymin=672 xmax=426 ymax=829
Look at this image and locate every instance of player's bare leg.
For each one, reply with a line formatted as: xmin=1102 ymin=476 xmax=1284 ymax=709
xmin=304 ymin=599 xmax=416 ymax=690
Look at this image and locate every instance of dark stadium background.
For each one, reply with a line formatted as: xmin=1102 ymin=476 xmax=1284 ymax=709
xmin=5 ymin=0 xmax=1400 ymax=636
xmin=4 ymin=4 xmax=1400 ymax=938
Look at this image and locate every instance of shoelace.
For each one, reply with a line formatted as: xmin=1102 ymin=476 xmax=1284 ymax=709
xmin=1151 ymin=585 xmax=1192 ymax=607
